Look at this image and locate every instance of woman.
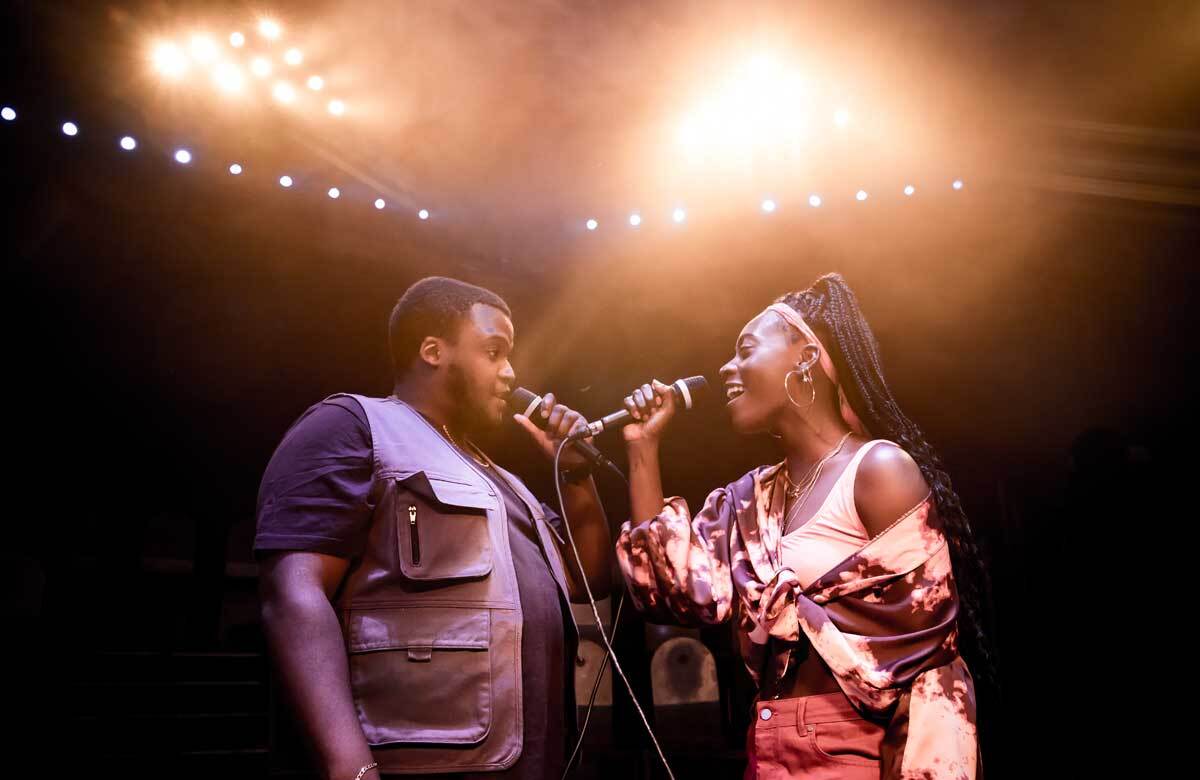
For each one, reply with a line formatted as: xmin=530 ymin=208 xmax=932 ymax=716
xmin=616 ymin=273 xmax=991 ymax=779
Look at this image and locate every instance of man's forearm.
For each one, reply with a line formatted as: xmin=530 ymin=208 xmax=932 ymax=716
xmin=261 ymin=590 xmax=379 ymax=780
xmin=557 ymin=475 xmax=613 ymax=601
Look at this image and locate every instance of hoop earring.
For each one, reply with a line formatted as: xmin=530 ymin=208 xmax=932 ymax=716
xmin=784 ymin=368 xmax=816 ymax=410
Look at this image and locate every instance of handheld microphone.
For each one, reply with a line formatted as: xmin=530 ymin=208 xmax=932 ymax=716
xmin=509 ymin=387 xmax=624 ymax=479
xmin=566 ymin=376 xmax=708 ymax=441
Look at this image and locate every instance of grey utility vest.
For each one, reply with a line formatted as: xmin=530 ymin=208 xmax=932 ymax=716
xmin=331 ymin=394 xmax=578 ymax=774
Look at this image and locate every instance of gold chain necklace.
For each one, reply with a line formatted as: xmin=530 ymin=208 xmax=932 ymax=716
xmin=440 ymin=424 xmax=491 ymax=468
xmin=780 ymin=431 xmax=853 ymax=536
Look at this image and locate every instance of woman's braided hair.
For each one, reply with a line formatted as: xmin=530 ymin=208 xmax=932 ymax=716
xmin=776 ymin=273 xmax=999 ymax=693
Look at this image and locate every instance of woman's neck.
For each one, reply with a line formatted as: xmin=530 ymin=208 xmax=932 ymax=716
xmin=775 ymin=411 xmax=853 ymax=475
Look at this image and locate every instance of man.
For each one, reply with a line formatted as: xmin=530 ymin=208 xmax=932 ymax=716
xmin=255 ymin=277 xmax=613 ymax=779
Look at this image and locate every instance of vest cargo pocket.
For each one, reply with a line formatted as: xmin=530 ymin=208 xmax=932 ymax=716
xmin=396 ymin=472 xmax=497 ymax=581
xmin=347 ymin=607 xmax=493 ymax=746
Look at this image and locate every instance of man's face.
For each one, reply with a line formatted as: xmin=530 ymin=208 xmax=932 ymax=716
xmin=444 ymin=303 xmax=516 ymax=431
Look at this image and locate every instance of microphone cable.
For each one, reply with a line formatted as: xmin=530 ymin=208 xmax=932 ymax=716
xmin=553 ymin=438 xmax=677 ymax=780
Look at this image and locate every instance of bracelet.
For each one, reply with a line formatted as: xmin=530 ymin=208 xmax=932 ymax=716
xmin=353 ymin=762 xmax=379 ymax=780
xmin=558 ymin=462 xmax=594 ymax=484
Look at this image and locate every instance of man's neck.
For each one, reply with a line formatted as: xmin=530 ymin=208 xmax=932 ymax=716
xmin=391 ymin=381 xmax=470 ymax=441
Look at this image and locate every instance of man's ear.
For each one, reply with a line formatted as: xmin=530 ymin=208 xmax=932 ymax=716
xmin=418 ymin=336 xmax=445 ymax=369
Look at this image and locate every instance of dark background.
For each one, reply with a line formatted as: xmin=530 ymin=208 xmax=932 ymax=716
xmin=3 ymin=1 xmax=1195 ymax=777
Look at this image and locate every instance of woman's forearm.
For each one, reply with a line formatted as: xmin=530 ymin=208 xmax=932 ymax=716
xmin=627 ymin=439 xmax=666 ymax=522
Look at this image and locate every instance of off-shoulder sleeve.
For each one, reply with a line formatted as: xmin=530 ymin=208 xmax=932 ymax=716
xmin=614 ymin=487 xmax=737 ymax=626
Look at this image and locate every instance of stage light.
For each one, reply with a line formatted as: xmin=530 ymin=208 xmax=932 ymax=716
xmin=213 ymin=63 xmax=245 ymax=93
xmin=258 ymin=19 xmax=282 ymax=40
xmin=174 ymin=149 xmax=192 ymax=164
xmin=953 ymin=179 xmax=964 ymax=190
xmin=229 ymin=31 xmax=245 ymax=48
xmin=856 ymin=190 xmax=868 ymax=201
xmin=834 ymin=108 xmax=851 ymax=127
xmin=119 ymin=136 xmax=137 ymax=151
xmin=418 ymin=209 xmax=430 ymax=220
xmin=586 ymin=219 xmax=598 ymax=230
xmin=629 ymin=213 xmax=642 ymax=227
xmin=2 ymin=106 xmax=16 ymax=121
xmin=672 ymin=207 xmax=686 ymax=223
xmin=273 ymin=82 xmax=297 ymax=104
xmin=307 ymin=75 xmax=324 ymax=91
xmin=809 ymin=194 xmax=822 ymax=208
xmin=904 ymin=184 xmax=915 ymax=196
xmin=327 ymin=99 xmax=345 ymax=116
xmin=250 ymin=57 xmax=272 ymax=78
xmin=327 ymin=187 xmax=340 ymax=199
xmin=152 ymin=42 xmax=189 ymax=79
xmin=374 ymin=198 xmax=386 ymax=209
xmin=229 ymin=163 xmax=243 ymax=175
xmin=284 ymin=48 xmax=303 ymax=66
xmin=189 ymin=35 xmax=218 ymax=65
xmin=62 ymin=122 xmax=78 ymax=136
xmin=761 ymin=198 xmax=776 ymax=213
xmin=279 ymin=175 xmax=293 ymax=187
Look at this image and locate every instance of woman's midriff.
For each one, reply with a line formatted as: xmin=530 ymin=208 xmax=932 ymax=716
xmin=758 ymin=642 xmax=842 ymax=699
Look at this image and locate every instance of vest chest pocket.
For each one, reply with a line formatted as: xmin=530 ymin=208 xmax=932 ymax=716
xmin=396 ymin=472 xmax=498 ymax=581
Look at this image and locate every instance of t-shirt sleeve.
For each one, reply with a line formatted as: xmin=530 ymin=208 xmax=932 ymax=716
xmin=540 ymin=500 xmax=566 ymax=539
xmin=254 ymin=397 xmax=375 ymax=559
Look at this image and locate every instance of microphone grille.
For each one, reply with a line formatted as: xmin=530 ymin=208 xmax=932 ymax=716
xmin=508 ymin=387 xmax=542 ymax=418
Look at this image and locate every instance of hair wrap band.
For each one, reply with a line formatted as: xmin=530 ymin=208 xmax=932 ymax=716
xmin=763 ymin=303 xmax=870 ymax=437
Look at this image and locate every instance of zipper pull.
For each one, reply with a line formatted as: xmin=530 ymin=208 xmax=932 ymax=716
xmin=408 ymin=504 xmax=421 ymax=565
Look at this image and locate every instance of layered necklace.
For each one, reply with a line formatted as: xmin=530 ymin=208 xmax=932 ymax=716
xmin=779 ymin=430 xmax=853 ymax=536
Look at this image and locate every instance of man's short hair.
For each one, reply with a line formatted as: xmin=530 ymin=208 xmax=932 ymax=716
xmin=388 ymin=277 xmax=511 ymax=377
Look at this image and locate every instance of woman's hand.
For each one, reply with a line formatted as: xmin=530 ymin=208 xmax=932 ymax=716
xmin=622 ymin=379 xmax=677 ymax=445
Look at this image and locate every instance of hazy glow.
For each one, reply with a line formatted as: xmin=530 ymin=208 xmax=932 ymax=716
xmin=273 ymin=82 xmax=297 ymax=103
xmin=952 ymin=179 xmax=964 ymax=190
xmin=307 ymin=75 xmax=324 ymax=91
xmin=586 ymin=219 xmax=598 ymax=230
xmin=229 ymin=163 xmax=243 ymax=175
xmin=250 ymin=57 xmax=272 ymax=78
xmin=284 ymin=48 xmax=303 ymax=66
xmin=327 ymin=187 xmax=340 ymax=199
xmin=761 ymin=198 xmax=776 ymax=213
xmin=418 ymin=209 xmax=430 ymax=220
xmin=327 ymin=99 xmax=345 ymax=116
xmin=119 ymin=136 xmax=137 ymax=151
xmin=808 ymin=194 xmax=822 ymax=207
xmin=672 ymin=207 xmax=686 ymax=223
xmin=152 ymin=42 xmax=189 ymax=79
xmin=258 ymin=19 xmax=282 ymax=40
xmin=629 ymin=213 xmax=642 ymax=227
xmin=229 ymin=32 xmax=245 ymax=48
xmin=174 ymin=149 xmax=192 ymax=164
xmin=374 ymin=198 xmax=386 ymax=209
xmin=213 ymin=62 xmax=245 ymax=93
xmin=62 ymin=122 xmax=78 ymax=136
xmin=676 ymin=54 xmax=812 ymax=164
xmin=834 ymin=108 xmax=851 ymax=127
xmin=904 ymin=184 xmax=915 ymax=196
xmin=189 ymin=35 xmax=218 ymax=65
xmin=279 ymin=175 xmax=293 ymax=187
xmin=856 ymin=189 xmax=868 ymax=201
xmin=2 ymin=106 xmax=17 ymax=121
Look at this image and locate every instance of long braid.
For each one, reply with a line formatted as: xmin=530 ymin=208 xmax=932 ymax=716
xmin=777 ymin=274 xmax=1000 ymax=697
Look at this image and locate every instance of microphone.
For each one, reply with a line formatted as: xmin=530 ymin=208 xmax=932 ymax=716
xmin=566 ymin=376 xmax=708 ymax=441
xmin=509 ymin=387 xmax=624 ymax=479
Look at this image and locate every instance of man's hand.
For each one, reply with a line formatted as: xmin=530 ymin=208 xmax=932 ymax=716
xmin=511 ymin=391 xmax=594 ymax=468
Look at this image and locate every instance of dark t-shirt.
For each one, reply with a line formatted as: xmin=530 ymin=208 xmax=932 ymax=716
xmin=255 ymin=397 xmax=575 ymax=779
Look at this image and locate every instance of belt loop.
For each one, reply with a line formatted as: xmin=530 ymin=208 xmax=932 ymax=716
xmin=797 ymin=695 xmax=807 ymax=730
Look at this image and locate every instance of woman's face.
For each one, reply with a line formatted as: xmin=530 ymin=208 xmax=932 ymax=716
xmin=718 ymin=312 xmax=802 ymax=435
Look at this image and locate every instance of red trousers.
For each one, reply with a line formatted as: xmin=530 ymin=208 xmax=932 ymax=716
xmin=744 ymin=690 xmax=884 ymax=779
